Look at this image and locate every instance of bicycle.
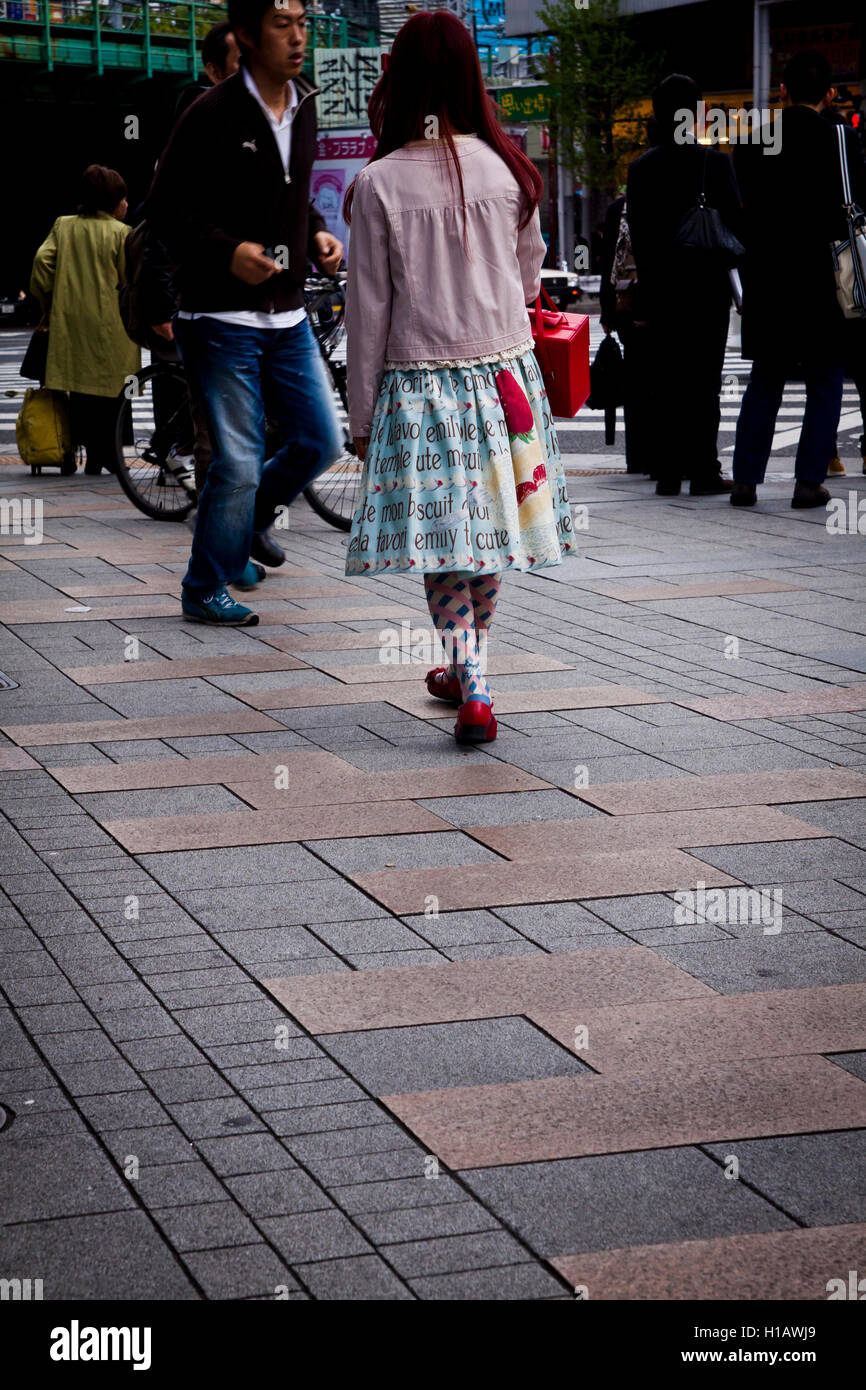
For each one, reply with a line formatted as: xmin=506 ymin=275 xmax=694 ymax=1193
xmin=112 ymin=273 xmax=361 ymax=532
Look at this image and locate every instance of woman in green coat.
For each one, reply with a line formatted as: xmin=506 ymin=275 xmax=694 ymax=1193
xmin=30 ymin=165 xmax=140 ymax=475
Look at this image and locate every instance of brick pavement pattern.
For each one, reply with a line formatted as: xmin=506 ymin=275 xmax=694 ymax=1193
xmin=1 ymin=467 xmax=865 ymax=1301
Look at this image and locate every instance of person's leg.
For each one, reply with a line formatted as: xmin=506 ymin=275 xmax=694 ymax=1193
xmin=468 ymin=574 xmax=501 ymax=658
xmin=174 ymin=317 xmax=266 ymax=597
xmin=794 ymin=361 xmax=845 ymax=485
xmin=252 ymin=316 xmax=343 ymax=534
xmin=424 ymin=572 xmax=492 ymax=707
xmin=689 ymin=308 xmax=728 ymax=485
xmin=732 ymin=361 xmax=786 ymax=484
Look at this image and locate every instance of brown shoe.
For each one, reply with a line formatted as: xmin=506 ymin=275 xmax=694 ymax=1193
xmin=827 ymin=456 xmax=846 ymax=475
xmin=791 ymin=482 xmax=830 ymax=509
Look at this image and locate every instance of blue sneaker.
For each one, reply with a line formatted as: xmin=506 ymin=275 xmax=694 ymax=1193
xmin=181 ymin=587 xmax=259 ymax=626
xmin=233 ymin=560 xmax=267 ymax=591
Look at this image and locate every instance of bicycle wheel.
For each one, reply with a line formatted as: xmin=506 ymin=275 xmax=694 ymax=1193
xmin=302 ymin=355 xmax=362 ymax=532
xmin=114 ymin=362 xmax=197 ymax=522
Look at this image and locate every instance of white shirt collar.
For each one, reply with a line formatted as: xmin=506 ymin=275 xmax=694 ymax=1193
xmin=242 ymin=65 xmax=297 ymax=130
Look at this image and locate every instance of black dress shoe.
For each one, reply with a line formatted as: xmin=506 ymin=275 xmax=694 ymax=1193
xmin=730 ymin=482 xmax=757 ymax=507
xmin=655 ymin=480 xmax=681 ymax=496
xmin=690 ymin=475 xmax=733 ymax=496
xmin=250 ymin=529 xmax=286 ymax=567
xmin=791 ymin=482 xmax=830 ymax=510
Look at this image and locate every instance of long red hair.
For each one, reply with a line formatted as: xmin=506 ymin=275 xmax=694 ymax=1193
xmin=343 ymin=12 xmax=542 ymax=237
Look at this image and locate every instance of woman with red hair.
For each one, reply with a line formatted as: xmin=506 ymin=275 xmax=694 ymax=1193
xmin=344 ymin=12 xmax=574 ymax=744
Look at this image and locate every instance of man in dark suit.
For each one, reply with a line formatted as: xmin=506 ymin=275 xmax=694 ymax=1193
xmin=731 ymin=50 xmax=866 ymax=508
xmin=627 ymin=75 xmax=742 ymax=497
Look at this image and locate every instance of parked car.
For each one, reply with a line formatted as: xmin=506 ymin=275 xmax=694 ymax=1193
xmin=539 ymin=267 xmax=581 ymax=310
xmin=0 ymin=290 xmax=38 ymax=328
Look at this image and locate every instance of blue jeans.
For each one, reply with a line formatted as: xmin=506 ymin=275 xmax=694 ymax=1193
xmin=732 ymin=359 xmax=845 ymax=486
xmin=175 ymin=315 xmax=343 ymax=596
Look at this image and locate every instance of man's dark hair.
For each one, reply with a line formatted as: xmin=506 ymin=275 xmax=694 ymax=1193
xmin=227 ymin=0 xmax=306 ymax=63
xmin=202 ymin=19 xmax=234 ymax=73
xmin=652 ymin=73 xmax=702 ymax=131
xmin=77 ymin=164 xmax=126 ymax=215
xmin=782 ymin=50 xmax=833 ymax=106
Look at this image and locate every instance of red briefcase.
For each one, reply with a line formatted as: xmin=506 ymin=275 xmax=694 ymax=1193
xmin=528 ymin=287 xmax=591 ymax=418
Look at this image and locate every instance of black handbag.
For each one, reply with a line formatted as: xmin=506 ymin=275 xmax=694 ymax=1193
xmin=674 ymin=148 xmax=744 ymax=266
xmin=21 ymin=320 xmax=49 ymax=384
xmin=586 ymin=332 xmax=624 ymax=445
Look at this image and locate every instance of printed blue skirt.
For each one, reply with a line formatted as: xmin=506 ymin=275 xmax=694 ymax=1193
xmin=345 ymin=348 xmax=575 ymax=576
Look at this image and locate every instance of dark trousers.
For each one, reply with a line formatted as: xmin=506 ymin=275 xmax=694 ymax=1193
xmin=618 ymin=322 xmax=655 ymax=474
xmin=833 ymin=338 xmax=866 ymax=457
xmin=645 ymin=307 xmax=729 ymax=485
xmin=149 ymin=335 xmax=213 ymax=495
xmin=68 ymin=393 xmax=120 ymax=474
xmin=732 ymin=359 xmax=845 ymax=485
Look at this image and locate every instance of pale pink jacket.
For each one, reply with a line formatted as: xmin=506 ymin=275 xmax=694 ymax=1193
xmin=345 ymin=135 xmax=546 ymax=437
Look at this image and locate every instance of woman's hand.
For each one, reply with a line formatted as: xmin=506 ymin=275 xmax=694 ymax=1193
xmin=313 ymin=231 xmax=344 ymax=275
xmin=353 ymin=436 xmax=369 ymax=462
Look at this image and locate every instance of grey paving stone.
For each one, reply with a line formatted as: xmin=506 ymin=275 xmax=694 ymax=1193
xmin=0 ymin=1135 xmax=137 ymax=1221
xmin=756 ymin=879 xmax=866 ymax=913
xmin=37 ymin=1029 xmax=123 ymax=1066
xmin=293 ymin=1254 xmax=413 ymax=1299
xmin=196 ymin=1134 xmax=297 ymax=1176
xmin=305 ymin=831 xmax=503 ymax=874
xmin=246 ymin=1079 xmax=367 ymax=1111
xmin=286 ymin=1123 xmax=419 ymax=1163
xmin=345 ymin=949 xmax=447 ymax=970
xmin=827 ymin=1052 xmax=866 ymax=1083
xmin=0 ymin=1210 xmax=198 ymax=1299
xmin=17 ymin=1002 xmax=96 ymax=1033
xmin=117 ymin=1034 xmax=209 ymax=1071
xmin=308 ymin=919 xmax=429 ymax=954
xmin=321 ymin=1017 xmax=589 ymax=1096
xmin=417 ymin=790 xmax=603 ymax=827
xmin=101 ymin=1126 xmax=198 ymax=1167
xmin=138 ymin=843 xmax=336 ymax=891
xmin=402 ymin=908 xmax=521 ymax=948
xmin=260 ymin=1209 xmax=373 ymax=1263
xmin=408 ymin=1262 xmax=564 ymax=1299
xmin=77 ymin=785 xmax=250 ymax=821
xmin=494 ymin=901 xmax=618 ymax=940
xmin=656 ymin=931 xmax=866 ymax=992
xmin=2 ymin=974 xmax=80 ymax=1006
xmin=461 ymin=1147 xmax=796 ymax=1259
xmin=224 ymin=1060 xmax=341 ymax=1091
xmin=183 ymin=1245 xmax=300 ymax=1299
xmin=176 ymin=880 xmax=389 ymax=929
xmin=703 ymin=1131 xmax=866 ymax=1226
xmin=385 ymin=1229 xmax=534 ymax=1278
xmin=300 ymin=1148 xmax=427 ymax=1187
xmin=145 ymin=1066 xmax=234 ymax=1105
xmin=77 ymin=1089 xmax=171 ymax=1131
xmin=166 ymin=1097 xmax=266 ymax=1139
xmin=351 ymin=1199 xmax=501 ymax=1245
xmin=332 ymin=1174 xmax=467 ymax=1214
xmin=441 ymin=940 xmax=551 ymax=960
xmin=225 ymin=1169 xmax=330 ymax=1217
xmin=152 ymin=1201 xmax=261 ymax=1252
xmin=581 ymin=894 xmax=684 ymax=930
xmin=53 ymin=1056 xmax=145 ymax=1096
xmin=269 ymin=1101 xmax=390 ymax=1137
xmin=134 ymin=1161 xmax=229 ymax=1208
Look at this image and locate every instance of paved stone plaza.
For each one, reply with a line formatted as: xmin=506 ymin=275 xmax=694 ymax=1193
xmin=1 ymin=461 xmax=865 ymax=1300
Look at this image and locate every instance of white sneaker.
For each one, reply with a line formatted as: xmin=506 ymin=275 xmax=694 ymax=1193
xmin=165 ymin=446 xmax=197 ymax=496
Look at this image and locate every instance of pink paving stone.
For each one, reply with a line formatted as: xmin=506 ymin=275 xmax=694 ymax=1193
xmin=677 ymin=687 xmax=866 ymax=721
xmin=232 ymin=764 xmax=550 ymax=810
xmin=309 ymin=654 xmax=573 ymax=684
xmin=49 ymin=748 xmax=348 ymax=793
xmin=102 ymin=799 xmax=453 ymax=853
xmin=0 ymin=746 xmax=40 ymax=771
xmin=61 ymin=653 xmax=310 ymax=686
xmin=571 ymin=768 xmax=866 ymax=814
xmin=350 ymin=848 xmax=739 ymax=914
xmin=0 ymin=597 xmax=182 ymax=624
xmin=260 ymin=630 xmax=434 ymax=654
xmin=593 ymin=579 xmax=802 ymax=601
xmin=530 ymin=983 xmax=866 ymax=1074
xmin=382 ymin=1055 xmax=866 ymax=1168
xmin=467 ymin=806 xmax=827 ymax=860
xmin=2 ymin=710 xmax=285 ymax=747
xmin=552 ymin=1224 xmax=866 ymax=1300
xmin=263 ymin=945 xmax=714 ymax=1034
xmin=238 ymin=681 xmax=663 ymax=714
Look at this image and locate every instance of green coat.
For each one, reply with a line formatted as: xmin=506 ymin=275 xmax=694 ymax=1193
xmin=30 ymin=211 xmax=140 ymax=398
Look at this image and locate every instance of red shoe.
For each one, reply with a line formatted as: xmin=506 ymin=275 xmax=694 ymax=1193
xmin=455 ymin=699 xmax=497 ymax=744
xmin=426 ymin=666 xmax=462 ymax=704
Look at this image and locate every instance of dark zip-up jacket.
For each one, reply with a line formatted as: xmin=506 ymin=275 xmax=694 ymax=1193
xmin=146 ymin=69 xmax=326 ymax=314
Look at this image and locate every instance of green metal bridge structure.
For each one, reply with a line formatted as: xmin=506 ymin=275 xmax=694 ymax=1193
xmin=0 ymin=0 xmax=377 ymax=77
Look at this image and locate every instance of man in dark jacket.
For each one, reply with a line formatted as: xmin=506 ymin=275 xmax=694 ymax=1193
xmin=627 ymin=75 xmax=742 ymax=497
xmin=147 ymin=0 xmax=343 ymax=626
xmin=731 ymin=50 xmax=866 ymax=509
